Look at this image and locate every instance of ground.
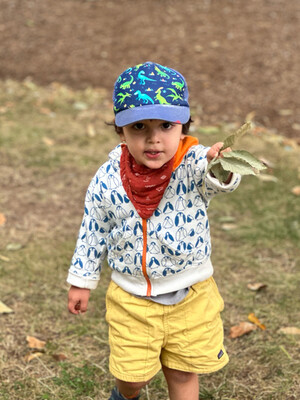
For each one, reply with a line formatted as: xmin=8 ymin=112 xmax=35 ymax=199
xmin=1 ymin=0 xmax=299 ymax=139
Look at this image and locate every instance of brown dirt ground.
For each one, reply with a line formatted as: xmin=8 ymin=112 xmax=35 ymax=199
xmin=1 ymin=0 xmax=300 ymax=138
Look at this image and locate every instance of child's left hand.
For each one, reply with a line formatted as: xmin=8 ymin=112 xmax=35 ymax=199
xmin=207 ymin=142 xmax=232 ymax=163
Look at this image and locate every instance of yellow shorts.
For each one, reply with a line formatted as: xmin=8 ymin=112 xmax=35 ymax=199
xmin=105 ymin=277 xmax=229 ymax=382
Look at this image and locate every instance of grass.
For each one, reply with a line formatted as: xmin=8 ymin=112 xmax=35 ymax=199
xmin=0 ymin=80 xmax=299 ymax=399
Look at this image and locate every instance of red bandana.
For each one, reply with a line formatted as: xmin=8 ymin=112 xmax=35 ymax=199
xmin=120 ymin=145 xmax=174 ymax=219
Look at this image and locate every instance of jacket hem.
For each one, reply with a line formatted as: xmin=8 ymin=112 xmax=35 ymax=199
xmin=111 ymin=258 xmax=214 ymax=297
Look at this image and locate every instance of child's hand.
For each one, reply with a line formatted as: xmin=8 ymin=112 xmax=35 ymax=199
xmin=207 ymin=142 xmax=232 ymax=163
xmin=68 ymin=285 xmax=90 ymax=315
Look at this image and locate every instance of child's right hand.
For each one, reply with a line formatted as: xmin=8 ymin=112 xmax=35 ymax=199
xmin=68 ymin=285 xmax=90 ymax=315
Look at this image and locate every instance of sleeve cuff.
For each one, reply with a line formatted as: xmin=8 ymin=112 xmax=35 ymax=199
xmin=66 ymin=272 xmax=99 ymax=290
xmin=206 ymin=172 xmax=241 ymax=189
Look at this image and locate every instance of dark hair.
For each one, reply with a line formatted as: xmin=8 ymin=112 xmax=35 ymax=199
xmin=107 ymin=117 xmax=193 ymax=135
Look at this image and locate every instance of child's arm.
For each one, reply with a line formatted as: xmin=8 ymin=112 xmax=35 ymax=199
xmin=68 ymin=285 xmax=90 ymax=315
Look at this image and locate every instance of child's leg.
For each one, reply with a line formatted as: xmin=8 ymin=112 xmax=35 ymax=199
xmin=115 ymin=378 xmax=150 ymax=399
xmin=162 ymin=366 xmax=199 ymax=400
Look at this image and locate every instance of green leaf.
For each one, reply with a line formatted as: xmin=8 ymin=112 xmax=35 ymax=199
xmin=210 ymin=161 xmax=231 ymax=182
xmin=221 ymin=121 xmax=252 ymax=151
xmin=203 ymin=122 xmax=264 ymax=187
xmin=219 ymin=157 xmax=257 ymax=175
xmin=223 ymin=150 xmax=267 ymax=171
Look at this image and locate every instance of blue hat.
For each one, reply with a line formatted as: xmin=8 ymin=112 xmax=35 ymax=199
xmin=113 ymin=62 xmax=190 ymax=127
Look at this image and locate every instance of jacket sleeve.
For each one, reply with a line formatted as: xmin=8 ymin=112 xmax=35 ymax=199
xmin=66 ymin=171 xmax=113 ymax=289
xmin=203 ymin=171 xmax=241 ymax=203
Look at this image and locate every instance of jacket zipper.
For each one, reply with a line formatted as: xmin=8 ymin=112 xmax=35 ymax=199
xmin=142 ymin=218 xmax=151 ymax=296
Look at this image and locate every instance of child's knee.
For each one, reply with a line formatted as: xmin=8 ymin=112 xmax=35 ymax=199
xmin=116 ymin=378 xmax=150 ymax=394
xmin=162 ymin=366 xmax=197 ymax=384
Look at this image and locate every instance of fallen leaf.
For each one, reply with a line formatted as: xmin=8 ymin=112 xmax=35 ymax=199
xmin=73 ymin=101 xmax=88 ymax=111
xmin=0 ymin=106 xmax=8 ymax=113
xmin=257 ymin=174 xmax=278 ymax=182
xmin=278 ymin=109 xmax=293 ymax=116
xmin=291 ymin=186 xmax=300 ymax=196
xmin=26 ymin=336 xmax=46 ymax=349
xmin=292 ymin=123 xmax=300 ymax=131
xmin=0 ymin=255 xmax=10 ymax=262
xmin=0 ymin=301 xmax=14 ymax=314
xmin=210 ymin=40 xmax=220 ymax=48
xmin=258 ymin=157 xmax=275 ymax=169
xmin=194 ymin=44 xmax=203 ymax=53
xmin=278 ymin=327 xmax=300 ymax=335
xmin=245 ymin=111 xmax=256 ymax=121
xmin=221 ymin=223 xmax=238 ymax=231
xmin=248 ymin=313 xmax=266 ymax=330
xmin=247 ymin=283 xmax=268 ymax=291
xmin=87 ymin=123 xmax=96 ymax=137
xmin=23 ymin=79 xmax=37 ymax=91
xmin=40 ymin=107 xmax=52 ymax=115
xmin=42 ymin=137 xmax=55 ymax=146
xmin=52 ymin=353 xmax=67 ymax=361
xmin=6 ymin=243 xmax=23 ymax=251
xmin=229 ymin=322 xmax=257 ymax=338
xmin=282 ymin=138 xmax=299 ymax=150
xmin=24 ymin=352 xmax=44 ymax=363
xmin=0 ymin=213 xmax=6 ymax=226
xmin=26 ymin=19 xmax=35 ymax=28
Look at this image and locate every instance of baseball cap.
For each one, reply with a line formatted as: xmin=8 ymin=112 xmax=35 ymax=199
xmin=113 ymin=61 xmax=190 ymax=127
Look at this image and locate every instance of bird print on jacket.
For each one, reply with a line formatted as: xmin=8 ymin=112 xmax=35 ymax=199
xmin=67 ymin=142 xmax=241 ymax=296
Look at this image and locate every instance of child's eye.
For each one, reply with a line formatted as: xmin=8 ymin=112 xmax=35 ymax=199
xmin=133 ymin=122 xmax=145 ymax=130
xmin=162 ymin=122 xmax=174 ymax=129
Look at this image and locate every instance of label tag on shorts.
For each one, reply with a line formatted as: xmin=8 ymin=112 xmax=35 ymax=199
xmin=218 ymin=349 xmax=224 ymax=359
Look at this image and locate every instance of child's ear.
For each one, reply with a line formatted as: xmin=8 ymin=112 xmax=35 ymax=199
xmin=114 ymin=123 xmax=123 ymax=136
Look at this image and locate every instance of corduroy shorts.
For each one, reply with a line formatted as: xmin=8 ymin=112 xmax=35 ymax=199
xmin=105 ymin=277 xmax=229 ymax=382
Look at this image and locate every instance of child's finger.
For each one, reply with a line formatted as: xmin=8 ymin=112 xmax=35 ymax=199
xmin=79 ymin=300 xmax=88 ymax=314
xmin=68 ymin=303 xmax=80 ymax=314
xmin=68 ymin=298 xmax=81 ymax=314
xmin=220 ymin=147 xmax=231 ymax=154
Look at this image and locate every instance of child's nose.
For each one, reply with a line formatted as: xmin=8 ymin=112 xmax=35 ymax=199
xmin=147 ymin=129 xmax=160 ymax=143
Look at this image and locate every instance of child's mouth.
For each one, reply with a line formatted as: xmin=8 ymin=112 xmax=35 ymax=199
xmin=145 ymin=151 xmax=161 ymax=159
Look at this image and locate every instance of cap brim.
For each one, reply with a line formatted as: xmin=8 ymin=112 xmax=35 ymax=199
xmin=115 ymin=105 xmax=190 ymax=127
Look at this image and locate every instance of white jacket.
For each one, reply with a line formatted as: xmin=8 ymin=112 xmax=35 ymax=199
xmin=67 ymin=138 xmax=241 ymax=296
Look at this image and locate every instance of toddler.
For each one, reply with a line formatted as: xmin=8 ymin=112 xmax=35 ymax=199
xmin=67 ymin=61 xmax=241 ymax=400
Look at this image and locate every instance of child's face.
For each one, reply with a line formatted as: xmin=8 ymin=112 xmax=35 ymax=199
xmin=120 ymin=119 xmax=184 ymax=169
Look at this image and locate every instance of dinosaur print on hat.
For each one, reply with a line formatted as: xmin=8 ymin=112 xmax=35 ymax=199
xmin=113 ymin=62 xmax=190 ymax=127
